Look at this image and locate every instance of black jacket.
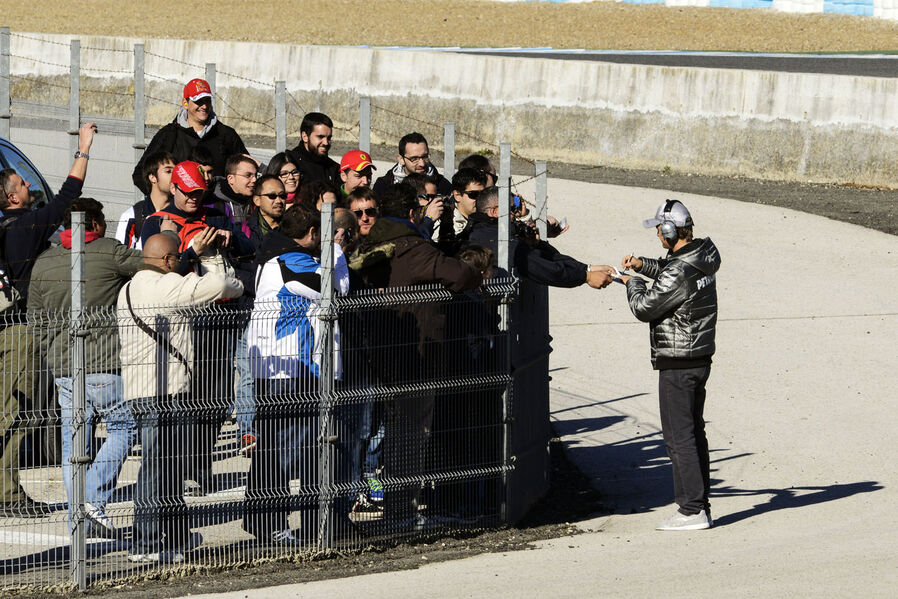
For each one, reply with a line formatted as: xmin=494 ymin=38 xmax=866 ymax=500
xmin=131 ymin=116 xmax=248 ymax=194
xmin=466 ymin=212 xmax=587 ymax=288
xmin=288 ymin=143 xmax=340 ymax=186
xmin=372 ymin=162 xmax=452 ymax=197
xmin=2 ymin=175 xmax=83 ymax=306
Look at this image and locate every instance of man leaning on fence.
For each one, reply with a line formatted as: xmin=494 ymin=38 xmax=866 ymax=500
xmin=243 ymin=205 xmax=353 ymax=545
xmin=119 ymin=232 xmax=243 ymax=563
xmin=28 ymin=198 xmax=143 ymax=537
xmin=0 ymin=122 xmax=96 ymax=517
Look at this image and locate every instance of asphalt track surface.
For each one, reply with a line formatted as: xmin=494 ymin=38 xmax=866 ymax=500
xmin=456 ymin=49 xmax=898 ymax=77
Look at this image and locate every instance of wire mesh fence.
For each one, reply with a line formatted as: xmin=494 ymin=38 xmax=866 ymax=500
xmin=0 ymin=274 xmax=527 ymax=591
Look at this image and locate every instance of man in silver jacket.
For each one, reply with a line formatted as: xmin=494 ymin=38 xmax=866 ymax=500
xmin=620 ymin=199 xmax=721 ymax=531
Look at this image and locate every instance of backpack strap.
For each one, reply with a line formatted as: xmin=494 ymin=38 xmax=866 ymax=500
xmin=124 ymin=282 xmax=193 ymax=379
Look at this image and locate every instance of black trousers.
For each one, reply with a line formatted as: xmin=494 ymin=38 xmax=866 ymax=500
xmin=658 ymin=366 xmax=712 ymax=516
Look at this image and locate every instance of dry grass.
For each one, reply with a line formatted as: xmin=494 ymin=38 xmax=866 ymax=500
xmin=4 ymin=0 xmax=898 ymax=52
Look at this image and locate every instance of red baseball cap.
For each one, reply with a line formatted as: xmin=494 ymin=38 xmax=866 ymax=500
xmin=183 ymin=78 xmax=213 ymax=102
xmin=340 ymin=150 xmax=376 ymax=173
xmin=171 ymin=161 xmax=208 ymax=193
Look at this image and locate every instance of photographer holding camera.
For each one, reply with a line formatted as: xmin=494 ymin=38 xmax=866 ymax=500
xmin=464 ymin=186 xmax=612 ymax=289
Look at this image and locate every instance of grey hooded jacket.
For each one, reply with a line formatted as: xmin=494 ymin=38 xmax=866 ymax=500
xmin=626 ymin=237 xmax=721 ymax=369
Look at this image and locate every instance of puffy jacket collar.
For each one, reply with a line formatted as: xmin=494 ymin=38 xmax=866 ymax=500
xmin=669 ymin=237 xmax=720 ymax=276
xmin=176 ymin=106 xmax=219 ymax=139
xmin=208 ymin=177 xmax=250 ymax=206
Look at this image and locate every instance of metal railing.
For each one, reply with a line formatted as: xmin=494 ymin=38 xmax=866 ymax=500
xmin=0 ymin=207 xmax=550 ymax=592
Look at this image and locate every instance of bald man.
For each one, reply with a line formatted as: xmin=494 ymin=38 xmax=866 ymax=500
xmin=118 ymin=233 xmax=242 ymax=564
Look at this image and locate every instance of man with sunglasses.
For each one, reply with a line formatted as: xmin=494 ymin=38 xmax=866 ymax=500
xmin=246 ymin=175 xmax=287 ymax=247
xmin=139 ymin=161 xmax=255 ymax=495
xmin=131 ymin=78 xmax=249 ymax=195
xmin=372 ymin=132 xmax=452 ymax=198
xmin=348 ymin=187 xmax=380 ymax=238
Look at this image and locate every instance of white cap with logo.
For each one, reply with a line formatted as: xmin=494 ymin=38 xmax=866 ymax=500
xmin=643 ymin=199 xmax=693 ymax=229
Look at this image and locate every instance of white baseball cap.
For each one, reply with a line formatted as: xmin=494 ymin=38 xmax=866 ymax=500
xmin=644 ymin=199 xmax=693 ymax=228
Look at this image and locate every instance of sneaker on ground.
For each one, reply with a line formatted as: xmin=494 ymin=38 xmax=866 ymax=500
xmin=352 ymin=492 xmax=383 ymax=513
xmin=84 ymin=502 xmax=117 ymax=538
xmin=239 ymin=433 xmax=257 ymax=456
xmin=655 ymin=510 xmax=713 ymax=531
xmin=127 ymin=552 xmax=160 ymax=563
xmin=0 ymin=496 xmax=50 ymax=518
xmin=270 ymin=528 xmax=300 ymax=545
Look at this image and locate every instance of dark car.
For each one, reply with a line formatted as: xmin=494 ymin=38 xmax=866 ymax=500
xmin=0 ymin=137 xmax=55 ymax=208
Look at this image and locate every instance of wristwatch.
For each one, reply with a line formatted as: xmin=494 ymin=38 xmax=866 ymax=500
xmin=73 ymin=151 xmax=89 ymax=160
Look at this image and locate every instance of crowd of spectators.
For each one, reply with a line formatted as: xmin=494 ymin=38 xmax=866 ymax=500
xmin=0 ymin=78 xmax=616 ymax=562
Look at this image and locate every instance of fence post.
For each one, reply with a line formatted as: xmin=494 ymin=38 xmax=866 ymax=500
xmin=497 ymin=142 xmax=512 ymax=523
xmin=204 ymin=62 xmax=216 ymax=95
xmin=317 ymin=202 xmax=336 ymax=550
xmin=70 ymin=211 xmax=87 ymax=591
xmin=275 ymin=81 xmax=286 ymax=153
xmin=443 ymin=122 xmax=455 ymax=179
xmin=359 ymin=96 xmax=370 ymax=153
xmin=133 ymin=43 xmax=146 ymax=202
xmin=0 ymin=27 xmax=10 ymax=140
xmin=534 ymin=161 xmax=548 ymax=240
xmin=69 ymin=40 xmax=80 ymax=157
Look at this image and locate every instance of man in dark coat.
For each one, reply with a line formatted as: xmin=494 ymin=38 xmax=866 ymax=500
xmin=349 ymin=183 xmax=481 ymax=529
xmin=131 ymin=78 xmax=248 ymax=195
xmin=288 ymin=112 xmax=340 ymax=186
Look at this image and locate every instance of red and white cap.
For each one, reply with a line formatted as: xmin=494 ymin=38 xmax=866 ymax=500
xmin=183 ymin=78 xmax=213 ymax=102
xmin=340 ymin=150 xmax=376 ymax=173
xmin=171 ymin=161 xmax=208 ymax=193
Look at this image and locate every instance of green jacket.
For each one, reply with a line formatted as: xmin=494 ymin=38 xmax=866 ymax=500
xmin=27 ymin=237 xmax=143 ymax=377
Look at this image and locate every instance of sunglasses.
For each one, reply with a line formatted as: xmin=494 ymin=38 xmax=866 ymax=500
xmin=417 ymin=193 xmax=442 ymax=202
xmin=353 ymin=208 xmax=378 ymax=218
xmin=463 ymin=189 xmax=482 ymax=200
xmin=257 ymin=192 xmax=288 ymax=200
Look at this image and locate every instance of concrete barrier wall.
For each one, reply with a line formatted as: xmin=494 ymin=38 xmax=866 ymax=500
xmin=488 ymin=0 xmax=898 ymax=19
xmin=7 ymin=32 xmax=898 ymax=187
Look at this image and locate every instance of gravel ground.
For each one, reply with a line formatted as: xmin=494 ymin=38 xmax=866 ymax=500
xmin=6 ymin=0 xmax=898 ymax=52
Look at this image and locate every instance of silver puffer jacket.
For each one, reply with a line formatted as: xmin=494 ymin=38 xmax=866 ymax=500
xmin=626 ymin=237 xmax=721 ymax=367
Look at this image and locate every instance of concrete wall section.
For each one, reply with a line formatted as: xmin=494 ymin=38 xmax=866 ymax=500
xmin=8 ymin=33 xmax=898 ymax=186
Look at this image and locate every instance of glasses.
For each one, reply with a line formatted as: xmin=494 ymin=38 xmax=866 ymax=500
xmin=417 ymin=193 xmax=441 ymax=202
xmin=353 ymin=208 xmax=378 ymax=219
xmin=257 ymin=191 xmax=289 ymax=200
xmin=463 ymin=189 xmax=482 ymax=200
xmin=278 ymin=169 xmax=300 ymax=179
xmin=403 ymin=153 xmax=429 ymax=164
xmin=235 ymin=171 xmax=259 ymax=179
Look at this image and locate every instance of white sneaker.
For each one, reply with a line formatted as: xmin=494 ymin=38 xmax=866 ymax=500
xmin=127 ymin=552 xmax=160 ymax=563
xmin=84 ymin=502 xmax=117 ymax=538
xmin=656 ymin=510 xmax=712 ymax=531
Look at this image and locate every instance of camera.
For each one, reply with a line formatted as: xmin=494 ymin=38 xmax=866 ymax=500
xmin=513 ymin=218 xmax=538 ymax=242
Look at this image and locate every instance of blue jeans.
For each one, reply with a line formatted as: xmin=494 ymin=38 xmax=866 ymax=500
xmin=56 ymin=374 xmax=137 ymax=531
xmin=129 ymin=394 xmax=191 ymax=554
xmin=233 ymin=329 xmax=256 ymax=439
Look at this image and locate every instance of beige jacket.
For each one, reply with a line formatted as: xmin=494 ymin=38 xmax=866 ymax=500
xmin=117 ymin=267 xmax=243 ymax=401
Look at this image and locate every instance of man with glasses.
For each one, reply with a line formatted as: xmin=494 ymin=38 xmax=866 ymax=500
xmin=449 ymin=167 xmax=488 ymax=243
xmin=347 ymin=187 xmax=379 ymax=238
xmin=206 ymin=154 xmax=259 ymax=234
xmin=373 ymin=132 xmax=451 ymax=197
xmin=246 ymin=175 xmax=286 ymax=247
xmin=131 ymin=78 xmax=249 ymax=196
